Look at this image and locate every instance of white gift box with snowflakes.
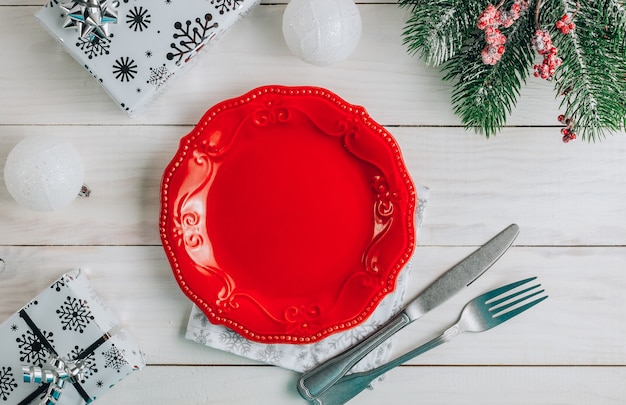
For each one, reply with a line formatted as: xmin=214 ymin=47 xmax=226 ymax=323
xmin=0 ymin=269 xmax=145 ymax=404
xmin=35 ymin=0 xmax=260 ymax=116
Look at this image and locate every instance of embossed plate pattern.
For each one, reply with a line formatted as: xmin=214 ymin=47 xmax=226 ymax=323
xmin=160 ymin=85 xmax=416 ymax=343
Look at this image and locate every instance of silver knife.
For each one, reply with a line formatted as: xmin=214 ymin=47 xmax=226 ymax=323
xmin=296 ymin=223 xmax=520 ymax=401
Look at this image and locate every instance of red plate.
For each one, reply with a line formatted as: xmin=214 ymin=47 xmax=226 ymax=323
xmin=160 ymin=85 xmax=416 ymax=343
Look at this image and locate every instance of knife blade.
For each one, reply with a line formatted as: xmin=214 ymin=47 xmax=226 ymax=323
xmin=296 ymin=223 xmax=520 ymax=401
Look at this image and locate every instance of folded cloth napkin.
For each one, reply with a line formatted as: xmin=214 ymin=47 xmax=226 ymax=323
xmin=186 ymin=185 xmax=430 ymax=373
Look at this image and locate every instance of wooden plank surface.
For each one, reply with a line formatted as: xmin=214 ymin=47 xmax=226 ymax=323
xmin=97 ymin=366 xmax=626 ymax=405
xmin=1 ymin=126 xmax=625 ymax=246
xmin=0 ymin=4 xmax=564 ymax=126
xmin=1 ymin=245 xmax=625 ymax=366
xmin=1 ymin=1 xmax=625 ymax=404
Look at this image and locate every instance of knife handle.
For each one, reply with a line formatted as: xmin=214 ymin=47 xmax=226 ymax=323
xmin=296 ymin=311 xmax=412 ymax=401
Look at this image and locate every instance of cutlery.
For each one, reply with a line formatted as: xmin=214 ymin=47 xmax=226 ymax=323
xmin=313 ymin=277 xmax=547 ymax=405
xmin=297 ymin=224 xmax=520 ymax=401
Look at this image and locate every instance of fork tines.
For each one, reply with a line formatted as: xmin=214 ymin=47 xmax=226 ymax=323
xmin=485 ymin=277 xmax=548 ymax=320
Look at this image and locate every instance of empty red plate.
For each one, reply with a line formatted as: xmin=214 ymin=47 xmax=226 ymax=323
xmin=160 ymin=85 xmax=416 ymax=343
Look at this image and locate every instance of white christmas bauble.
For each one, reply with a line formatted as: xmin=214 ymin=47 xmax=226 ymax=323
xmin=282 ymin=0 xmax=362 ymax=66
xmin=3 ymin=135 xmax=85 ymax=211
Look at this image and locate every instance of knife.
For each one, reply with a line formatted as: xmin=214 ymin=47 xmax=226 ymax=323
xmin=296 ymin=223 xmax=520 ymax=401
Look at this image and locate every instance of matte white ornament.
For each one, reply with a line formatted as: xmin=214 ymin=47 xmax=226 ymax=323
xmin=3 ymin=135 xmax=85 ymax=211
xmin=282 ymin=0 xmax=362 ymax=66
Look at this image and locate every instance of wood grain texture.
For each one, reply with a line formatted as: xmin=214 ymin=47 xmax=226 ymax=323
xmin=1 ymin=126 xmax=624 ymax=246
xmin=0 ymin=245 xmax=624 ymax=367
xmin=96 ymin=366 xmax=626 ymax=405
xmin=1 ymin=1 xmax=625 ymax=404
xmin=0 ymin=4 xmax=564 ymax=126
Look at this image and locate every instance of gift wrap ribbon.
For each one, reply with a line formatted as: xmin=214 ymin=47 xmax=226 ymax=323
xmin=17 ymin=310 xmax=121 ymax=405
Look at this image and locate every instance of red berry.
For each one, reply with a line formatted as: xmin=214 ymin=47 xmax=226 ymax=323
xmin=562 ymin=130 xmax=576 ymax=143
xmin=479 ymin=0 xmax=529 ymax=66
xmin=556 ymin=14 xmax=575 ymax=34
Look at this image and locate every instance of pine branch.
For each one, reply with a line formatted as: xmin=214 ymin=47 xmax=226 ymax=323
xmin=399 ymin=0 xmax=485 ymax=66
xmin=440 ymin=5 xmax=536 ymax=137
xmin=606 ymin=0 xmax=626 ymax=130
xmin=399 ymin=0 xmax=626 ymax=140
xmin=546 ymin=0 xmax=626 ymax=140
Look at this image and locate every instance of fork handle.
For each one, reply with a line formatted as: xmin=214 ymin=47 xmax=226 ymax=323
xmin=313 ymin=325 xmax=460 ymax=405
xmin=297 ymin=311 xmax=412 ymax=400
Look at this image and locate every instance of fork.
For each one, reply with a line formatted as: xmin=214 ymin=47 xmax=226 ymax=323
xmin=310 ymin=277 xmax=547 ymax=405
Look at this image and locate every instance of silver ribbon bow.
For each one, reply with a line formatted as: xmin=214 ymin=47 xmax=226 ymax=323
xmin=60 ymin=0 xmax=119 ymax=40
xmin=22 ymin=357 xmax=85 ymax=405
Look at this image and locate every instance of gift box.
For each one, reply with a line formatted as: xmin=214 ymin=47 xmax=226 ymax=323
xmin=35 ymin=0 xmax=260 ymax=116
xmin=0 ymin=269 xmax=145 ymax=404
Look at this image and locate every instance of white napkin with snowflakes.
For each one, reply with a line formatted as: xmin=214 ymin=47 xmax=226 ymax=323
xmin=185 ymin=184 xmax=430 ymax=373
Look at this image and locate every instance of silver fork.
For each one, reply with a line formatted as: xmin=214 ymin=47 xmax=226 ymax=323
xmin=311 ymin=277 xmax=547 ymax=405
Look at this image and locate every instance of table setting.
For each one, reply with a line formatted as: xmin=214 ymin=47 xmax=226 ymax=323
xmin=1 ymin=0 xmax=626 ymax=404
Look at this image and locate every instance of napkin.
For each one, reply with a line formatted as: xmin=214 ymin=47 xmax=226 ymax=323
xmin=186 ymin=184 xmax=430 ymax=373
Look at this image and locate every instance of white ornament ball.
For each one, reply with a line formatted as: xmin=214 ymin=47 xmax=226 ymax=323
xmin=282 ymin=0 xmax=362 ymax=66
xmin=3 ymin=135 xmax=85 ymax=211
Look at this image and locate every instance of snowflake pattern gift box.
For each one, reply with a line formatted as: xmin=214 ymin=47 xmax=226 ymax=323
xmin=35 ymin=0 xmax=260 ymax=116
xmin=0 ymin=269 xmax=145 ymax=404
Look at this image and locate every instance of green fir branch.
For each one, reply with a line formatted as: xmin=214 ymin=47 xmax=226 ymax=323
xmin=441 ymin=5 xmax=536 ymax=137
xmin=399 ymin=0 xmax=626 ymax=140
xmin=399 ymin=0 xmax=485 ymax=66
xmin=547 ymin=0 xmax=626 ymax=140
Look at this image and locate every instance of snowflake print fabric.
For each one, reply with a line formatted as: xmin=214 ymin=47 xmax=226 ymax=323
xmin=16 ymin=328 xmax=54 ymax=366
xmin=167 ymin=13 xmax=219 ymax=64
xmin=76 ymin=36 xmax=112 ymax=59
xmin=0 ymin=367 xmax=18 ymax=401
xmin=147 ymin=64 xmax=173 ymax=88
xmin=112 ymin=56 xmax=138 ymax=82
xmin=102 ymin=344 xmax=129 ymax=372
xmin=56 ymin=296 xmax=95 ymax=332
xmin=35 ymin=0 xmax=261 ymax=116
xmin=211 ymin=0 xmax=244 ymax=15
xmin=187 ymin=268 xmax=410 ymax=372
xmin=185 ymin=185 xmax=430 ymax=374
xmin=68 ymin=345 xmax=99 ymax=382
xmin=126 ymin=6 xmax=151 ymax=32
xmin=0 ymin=269 xmax=145 ymax=404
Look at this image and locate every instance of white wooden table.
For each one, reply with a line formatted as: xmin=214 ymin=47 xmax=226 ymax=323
xmin=1 ymin=1 xmax=625 ymax=404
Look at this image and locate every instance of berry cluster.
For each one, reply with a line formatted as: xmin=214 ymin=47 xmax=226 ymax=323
xmin=477 ymin=1 xmax=529 ymax=65
xmin=558 ymin=114 xmax=577 ymax=142
xmin=555 ymin=14 xmax=576 ymax=34
xmin=480 ymin=27 xmax=506 ymax=65
xmin=532 ymin=30 xmax=562 ymax=79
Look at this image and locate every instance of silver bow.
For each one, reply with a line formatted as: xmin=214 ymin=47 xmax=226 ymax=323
xmin=60 ymin=0 xmax=119 ymax=40
xmin=22 ymin=357 xmax=85 ymax=405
